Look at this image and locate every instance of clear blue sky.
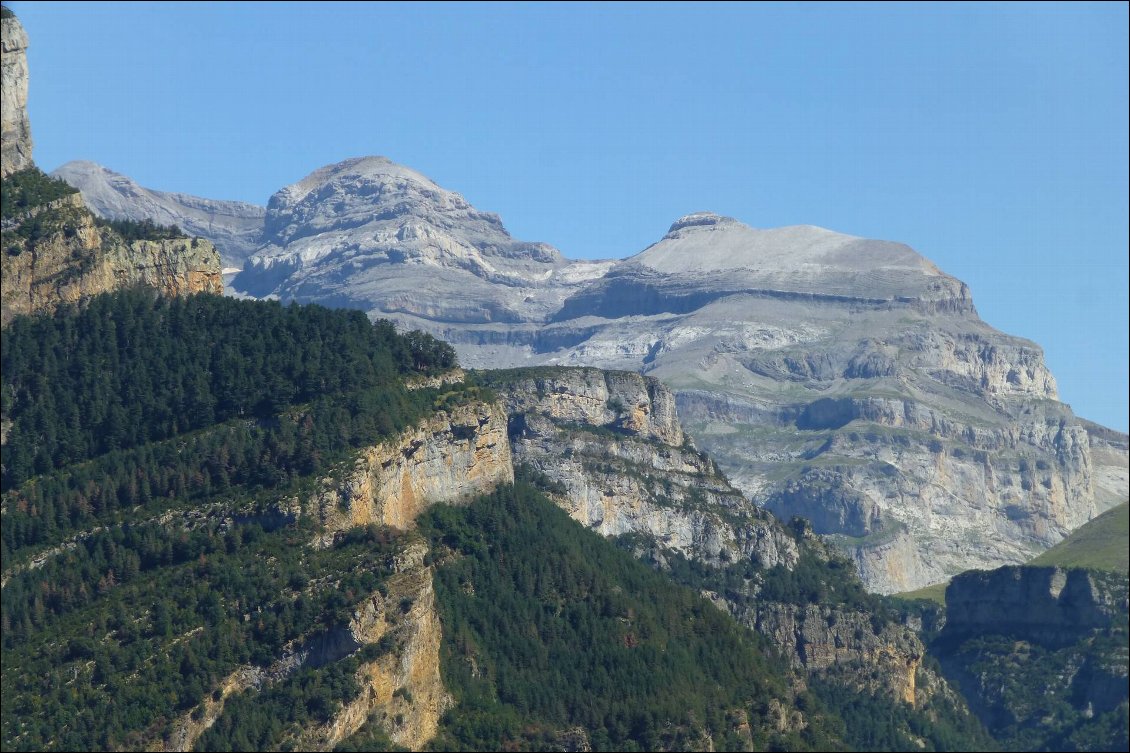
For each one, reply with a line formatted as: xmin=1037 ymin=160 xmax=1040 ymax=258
xmin=10 ymin=1 xmax=1129 ymax=432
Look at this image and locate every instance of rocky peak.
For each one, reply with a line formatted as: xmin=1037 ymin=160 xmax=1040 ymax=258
xmin=234 ymin=156 xmax=591 ymax=322
xmin=1 ymin=9 xmax=34 ymax=177
xmin=637 ymin=215 xmax=941 ymax=282
xmin=261 ymin=156 xmax=517 ymax=252
xmin=664 ymin=211 xmax=740 ymax=235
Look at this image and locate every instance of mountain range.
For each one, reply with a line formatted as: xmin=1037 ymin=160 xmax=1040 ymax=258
xmin=52 ymin=153 xmax=1129 ymax=594
xmin=4 ymin=8 xmax=1128 ymax=750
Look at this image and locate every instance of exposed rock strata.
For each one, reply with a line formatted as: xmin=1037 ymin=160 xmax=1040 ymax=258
xmin=1 ymin=194 xmax=223 ymax=326
xmin=748 ymin=603 xmax=922 ymax=704
xmin=487 ymin=368 xmax=797 ymax=570
xmin=313 ymin=400 xmax=513 ymax=540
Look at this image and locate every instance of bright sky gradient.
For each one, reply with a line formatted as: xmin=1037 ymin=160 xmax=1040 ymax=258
xmin=10 ymin=1 xmax=1129 ymax=432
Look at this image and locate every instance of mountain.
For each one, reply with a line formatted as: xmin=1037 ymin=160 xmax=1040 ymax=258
xmin=223 ymin=156 xmax=1127 ymax=594
xmin=233 ymin=156 xmax=613 ymax=321
xmin=51 ymin=160 xmax=266 ymax=269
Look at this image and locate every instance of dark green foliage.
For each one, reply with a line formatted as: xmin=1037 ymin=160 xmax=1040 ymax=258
xmin=809 ymin=669 xmax=996 ymax=752
xmin=1 ymin=288 xmax=456 ymax=490
xmin=0 ymin=380 xmax=457 ymax=563
xmin=0 ymin=167 xmax=78 ymax=220
xmin=933 ymin=624 xmax=1129 ymax=751
xmin=93 ymin=216 xmax=186 ymax=241
xmin=415 ymin=480 xmax=843 ymax=752
xmin=614 ymin=531 xmax=993 ymax=752
xmin=1 ymin=517 xmax=406 ymax=751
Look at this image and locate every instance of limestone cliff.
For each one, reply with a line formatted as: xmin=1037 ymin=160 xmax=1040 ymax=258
xmin=292 ymin=541 xmax=451 ymax=752
xmin=484 ymin=368 xmax=797 ymax=571
xmin=484 ymin=367 xmax=945 ymax=710
xmin=1 ymin=10 xmax=33 ymax=177
xmin=313 ymin=400 xmax=513 ymax=539
xmin=748 ymin=603 xmax=922 ymax=704
xmin=1 ymin=192 xmax=223 ymax=326
xmin=944 ymin=566 xmax=1128 ymax=646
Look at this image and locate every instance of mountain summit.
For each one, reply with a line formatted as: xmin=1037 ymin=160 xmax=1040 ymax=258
xmin=234 ymin=156 xmax=611 ymax=325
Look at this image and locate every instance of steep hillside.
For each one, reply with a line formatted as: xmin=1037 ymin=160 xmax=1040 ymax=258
xmin=0 ymin=292 xmax=473 ymax=751
xmin=1029 ymin=502 xmax=1129 ymax=574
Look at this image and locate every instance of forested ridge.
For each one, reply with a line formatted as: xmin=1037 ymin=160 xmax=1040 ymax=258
xmin=1 ymin=288 xmax=455 ymax=491
xmin=0 ymin=290 xmax=462 ymax=750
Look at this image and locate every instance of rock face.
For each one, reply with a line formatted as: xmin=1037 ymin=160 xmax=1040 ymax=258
xmin=1081 ymin=419 xmax=1130 ymax=514
xmin=1 ymin=11 xmax=33 ymax=177
xmin=293 ymin=540 xmax=451 ymax=752
xmin=485 ymin=367 xmax=939 ymax=708
xmin=486 ymin=368 xmax=798 ymax=571
xmin=314 ymin=400 xmax=514 ymax=539
xmin=749 ymin=603 xmax=922 ymax=704
xmin=525 ymin=213 xmax=1099 ymax=594
xmin=0 ymin=193 xmax=223 ymax=326
xmin=944 ymin=566 xmax=1128 ymax=646
xmin=51 ymin=160 xmax=265 ymax=268
xmin=87 ymin=154 xmax=1125 ymax=593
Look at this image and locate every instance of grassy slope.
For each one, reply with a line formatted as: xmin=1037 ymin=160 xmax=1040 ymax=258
xmin=1028 ymin=501 xmax=1129 ymax=573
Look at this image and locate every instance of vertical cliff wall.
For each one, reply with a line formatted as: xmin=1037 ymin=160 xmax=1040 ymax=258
xmin=1 ymin=11 xmax=33 ymax=177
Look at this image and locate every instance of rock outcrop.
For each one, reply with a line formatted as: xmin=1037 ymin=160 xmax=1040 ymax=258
xmin=944 ymin=566 xmax=1128 ymax=646
xmin=486 ymin=368 xmax=798 ymax=571
xmin=1 ymin=193 xmax=223 ymax=326
xmin=52 ymin=160 xmax=265 ymax=268
xmin=749 ymin=603 xmax=922 ymax=704
xmin=1 ymin=10 xmax=33 ymax=177
xmin=314 ymin=400 xmax=513 ymax=540
xmin=292 ymin=540 xmax=451 ymax=752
